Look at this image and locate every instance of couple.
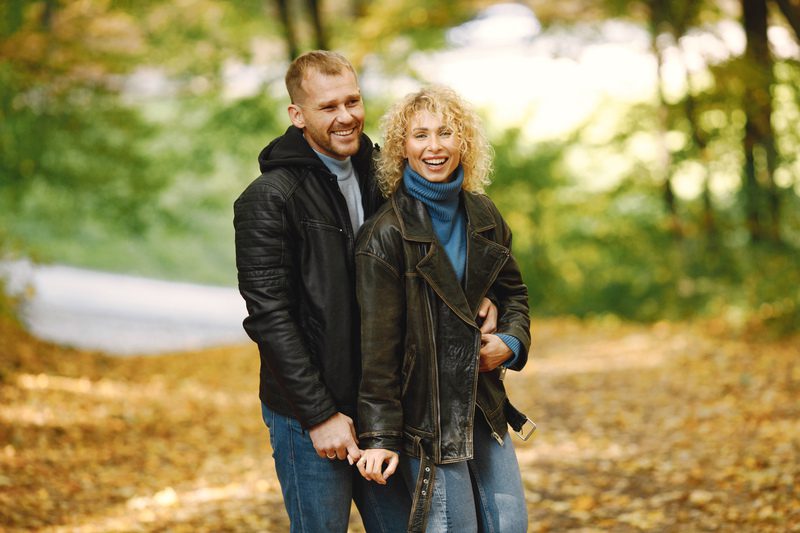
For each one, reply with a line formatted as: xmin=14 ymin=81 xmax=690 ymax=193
xmin=234 ymin=50 xmax=533 ymax=533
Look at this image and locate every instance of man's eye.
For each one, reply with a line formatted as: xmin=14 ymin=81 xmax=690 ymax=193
xmin=347 ymin=100 xmax=361 ymax=107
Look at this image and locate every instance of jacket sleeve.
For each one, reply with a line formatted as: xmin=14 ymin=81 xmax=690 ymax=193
xmin=355 ymin=221 xmax=405 ymax=451
xmin=486 ymin=197 xmax=531 ymax=372
xmin=234 ymin=178 xmax=337 ymax=428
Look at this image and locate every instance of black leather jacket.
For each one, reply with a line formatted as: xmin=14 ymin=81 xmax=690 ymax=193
xmin=234 ymin=126 xmax=383 ymax=428
xmin=355 ymin=183 xmax=531 ymax=460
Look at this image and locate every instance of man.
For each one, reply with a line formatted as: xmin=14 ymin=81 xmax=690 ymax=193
xmin=233 ymin=50 xmax=497 ymax=532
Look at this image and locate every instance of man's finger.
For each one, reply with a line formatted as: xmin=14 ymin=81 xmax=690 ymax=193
xmin=347 ymin=441 xmax=362 ymax=461
xmin=383 ymin=454 xmax=399 ymax=479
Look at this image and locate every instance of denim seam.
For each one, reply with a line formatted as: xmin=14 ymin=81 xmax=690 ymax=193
xmin=467 ymin=460 xmax=496 ymax=533
xmin=363 ymin=476 xmax=388 ymax=533
xmin=433 ymin=475 xmax=452 ymax=532
xmin=287 ymin=416 xmax=307 ymax=533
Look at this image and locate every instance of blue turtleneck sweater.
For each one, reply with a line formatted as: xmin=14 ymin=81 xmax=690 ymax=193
xmin=404 ymin=164 xmax=466 ymax=281
xmin=403 ymin=164 xmax=522 ymax=366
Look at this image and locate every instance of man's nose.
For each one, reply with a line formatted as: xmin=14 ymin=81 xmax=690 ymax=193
xmin=335 ymin=104 xmax=354 ymax=122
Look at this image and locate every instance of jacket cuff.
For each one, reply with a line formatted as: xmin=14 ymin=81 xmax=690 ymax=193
xmin=497 ymin=333 xmax=522 ymax=368
xmin=360 ymin=434 xmax=403 ymax=453
xmin=299 ymin=405 xmax=339 ymax=430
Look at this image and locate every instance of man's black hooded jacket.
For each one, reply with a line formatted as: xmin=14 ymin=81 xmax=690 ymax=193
xmin=234 ymin=125 xmax=383 ymax=428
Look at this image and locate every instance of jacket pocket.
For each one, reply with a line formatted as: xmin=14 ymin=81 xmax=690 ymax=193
xmin=301 ymin=218 xmax=344 ymax=233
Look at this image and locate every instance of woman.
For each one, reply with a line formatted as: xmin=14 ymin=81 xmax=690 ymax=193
xmin=355 ymin=85 xmax=533 ymax=533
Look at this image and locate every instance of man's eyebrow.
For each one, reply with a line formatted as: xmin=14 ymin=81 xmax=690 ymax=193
xmin=316 ymin=93 xmax=362 ymax=108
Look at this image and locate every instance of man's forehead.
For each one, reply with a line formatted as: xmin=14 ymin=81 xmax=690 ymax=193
xmin=301 ymin=69 xmax=358 ymax=94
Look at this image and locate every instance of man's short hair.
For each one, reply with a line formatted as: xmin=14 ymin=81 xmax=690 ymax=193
xmin=285 ymin=50 xmax=358 ymax=104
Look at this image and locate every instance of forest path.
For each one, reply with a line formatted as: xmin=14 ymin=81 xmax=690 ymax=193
xmin=0 ymin=260 xmax=247 ymax=355
xmin=0 ymin=318 xmax=797 ymax=532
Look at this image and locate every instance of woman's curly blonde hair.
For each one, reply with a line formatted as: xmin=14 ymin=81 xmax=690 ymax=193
xmin=376 ymin=85 xmax=493 ymax=197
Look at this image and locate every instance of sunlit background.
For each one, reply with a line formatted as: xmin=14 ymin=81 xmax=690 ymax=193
xmin=2 ymin=2 xmax=800 ymax=531
xmin=1 ymin=0 xmax=799 ymax=353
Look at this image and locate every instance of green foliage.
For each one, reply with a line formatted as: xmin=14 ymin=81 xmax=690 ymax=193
xmin=1 ymin=0 xmax=798 ymax=337
xmin=487 ymin=126 xmax=800 ymax=335
xmin=0 ymin=0 xmax=285 ymax=283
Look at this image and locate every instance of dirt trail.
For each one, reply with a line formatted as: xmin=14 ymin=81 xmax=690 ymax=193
xmin=0 ymin=318 xmax=798 ymax=531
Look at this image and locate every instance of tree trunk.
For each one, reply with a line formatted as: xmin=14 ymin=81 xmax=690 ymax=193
xmin=684 ymin=92 xmax=717 ymax=241
xmin=649 ymin=23 xmax=681 ymax=237
xmin=305 ymin=0 xmax=327 ymax=50
xmin=656 ymin=72 xmax=681 ymax=237
xmin=274 ymin=0 xmax=299 ymax=61
xmin=741 ymin=0 xmax=780 ymax=243
xmin=41 ymin=0 xmax=56 ymax=29
xmin=772 ymin=0 xmax=800 ymax=40
xmin=352 ymin=0 xmax=368 ymax=18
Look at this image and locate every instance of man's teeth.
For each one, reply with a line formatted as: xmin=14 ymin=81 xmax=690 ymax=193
xmin=332 ymin=129 xmax=355 ymax=137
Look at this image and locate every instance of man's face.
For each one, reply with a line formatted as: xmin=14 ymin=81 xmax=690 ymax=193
xmin=288 ymin=69 xmax=365 ymax=160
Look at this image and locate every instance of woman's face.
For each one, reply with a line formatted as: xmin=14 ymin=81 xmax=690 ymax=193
xmin=404 ymin=110 xmax=461 ymax=183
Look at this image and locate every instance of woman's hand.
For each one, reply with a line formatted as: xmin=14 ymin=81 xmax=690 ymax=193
xmin=479 ymin=333 xmax=512 ymax=372
xmin=356 ymin=448 xmax=399 ymax=484
xmin=477 ymin=297 xmax=498 ymax=334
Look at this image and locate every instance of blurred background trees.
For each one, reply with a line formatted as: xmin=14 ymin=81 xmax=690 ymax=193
xmin=1 ymin=0 xmax=798 ymax=334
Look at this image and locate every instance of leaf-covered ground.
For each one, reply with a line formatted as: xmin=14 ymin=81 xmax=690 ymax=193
xmin=1 ymin=316 xmax=798 ymax=532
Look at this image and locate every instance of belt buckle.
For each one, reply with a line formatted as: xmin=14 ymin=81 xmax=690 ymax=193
xmin=515 ymin=417 xmax=537 ymax=441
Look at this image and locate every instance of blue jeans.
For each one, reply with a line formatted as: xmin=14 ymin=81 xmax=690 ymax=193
xmin=400 ymin=414 xmax=528 ymax=533
xmin=261 ymin=403 xmax=411 ymax=533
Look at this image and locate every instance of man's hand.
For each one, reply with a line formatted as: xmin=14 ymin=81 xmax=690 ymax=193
xmin=308 ymin=412 xmax=362 ymax=462
xmin=356 ymin=448 xmax=399 ymax=485
xmin=477 ymin=297 xmax=498 ymax=334
xmin=479 ymin=333 xmax=512 ymax=372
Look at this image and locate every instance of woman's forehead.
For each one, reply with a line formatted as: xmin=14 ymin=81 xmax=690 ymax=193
xmin=408 ymin=109 xmax=453 ymax=128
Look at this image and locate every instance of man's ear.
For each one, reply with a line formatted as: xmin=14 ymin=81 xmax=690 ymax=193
xmin=288 ymin=104 xmax=305 ymax=129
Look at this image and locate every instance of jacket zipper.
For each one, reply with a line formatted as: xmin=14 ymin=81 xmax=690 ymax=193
xmin=324 ymin=172 xmax=355 ymax=266
xmin=421 ymin=244 xmax=442 ymax=463
xmin=470 ymin=331 xmax=504 ymax=447
xmin=475 ymin=402 xmax=505 ymax=446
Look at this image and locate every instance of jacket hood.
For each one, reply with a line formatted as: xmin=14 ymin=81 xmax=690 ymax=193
xmin=258 ymin=125 xmax=375 ymax=174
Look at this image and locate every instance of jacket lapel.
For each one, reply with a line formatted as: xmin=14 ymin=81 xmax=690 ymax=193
xmin=462 ymin=193 xmax=510 ymax=317
xmin=393 ymin=188 xmax=475 ymax=326
xmin=416 ymin=242 xmax=475 ymax=326
xmin=393 ymin=187 xmax=510 ymax=327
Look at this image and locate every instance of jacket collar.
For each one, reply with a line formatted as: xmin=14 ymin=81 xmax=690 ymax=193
xmin=391 ymin=183 xmax=497 ymax=241
xmin=391 ymin=184 xmax=510 ymax=325
xmin=259 ymin=125 xmax=375 ymax=178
